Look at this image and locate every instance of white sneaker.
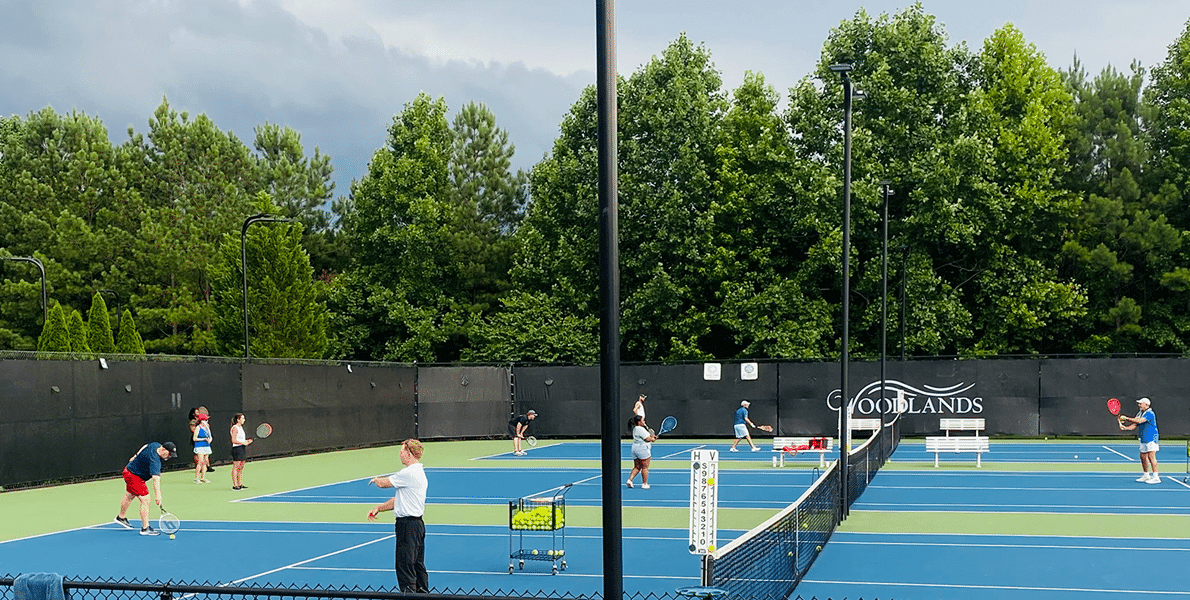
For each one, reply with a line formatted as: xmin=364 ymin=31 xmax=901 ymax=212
xmin=1146 ymin=475 xmax=1161 ymax=484
xmin=751 ymin=446 xmax=761 ymax=452
xmin=1136 ymin=475 xmax=1151 ymax=482
xmin=729 ymin=447 xmax=739 ymax=452
xmin=625 ymin=480 xmax=633 ymax=488
xmin=641 ymin=483 xmax=650 ymax=489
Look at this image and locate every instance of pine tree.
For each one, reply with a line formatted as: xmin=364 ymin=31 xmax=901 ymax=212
xmin=37 ymin=302 xmax=71 ymax=354
xmin=115 ymin=309 xmax=146 ymax=354
xmin=67 ymin=309 xmax=92 ymax=357
xmin=86 ymin=292 xmax=116 ymax=354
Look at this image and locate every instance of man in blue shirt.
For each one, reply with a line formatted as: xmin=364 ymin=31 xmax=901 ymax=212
xmin=115 ymin=441 xmax=177 ymax=535
xmin=1120 ymin=397 xmax=1159 ymax=484
xmin=730 ymin=401 xmax=761 ymax=452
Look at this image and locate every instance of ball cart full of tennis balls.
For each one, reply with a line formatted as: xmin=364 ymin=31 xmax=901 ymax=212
xmin=508 ymin=483 xmax=573 ymax=574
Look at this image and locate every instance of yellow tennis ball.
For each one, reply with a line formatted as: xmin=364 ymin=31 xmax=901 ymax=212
xmin=708 ymin=545 xmax=715 ymax=552
xmin=532 ymin=549 xmax=538 ymax=555
xmin=816 ymin=545 xmax=822 ymax=552
xmin=788 ymin=551 xmax=793 ymax=557
xmin=707 ymin=477 xmax=715 ymax=486
xmin=169 ymin=534 xmax=175 ymax=540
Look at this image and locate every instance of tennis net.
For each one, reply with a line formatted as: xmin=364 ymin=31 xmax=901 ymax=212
xmin=700 ymin=418 xmax=900 ymax=599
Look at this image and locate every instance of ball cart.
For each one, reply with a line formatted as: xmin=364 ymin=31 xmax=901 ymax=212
xmin=508 ymin=483 xmax=572 ymax=574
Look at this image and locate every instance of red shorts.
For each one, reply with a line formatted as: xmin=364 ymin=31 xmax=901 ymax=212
xmin=123 ymin=467 xmax=149 ymax=497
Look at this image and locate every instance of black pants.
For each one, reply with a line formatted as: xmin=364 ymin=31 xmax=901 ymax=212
xmin=394 ymin=516 xmax=428 ymax=593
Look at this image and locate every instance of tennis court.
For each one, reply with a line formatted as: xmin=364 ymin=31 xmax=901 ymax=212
xmin=3 ymin=436 xmax=1189 ymax=599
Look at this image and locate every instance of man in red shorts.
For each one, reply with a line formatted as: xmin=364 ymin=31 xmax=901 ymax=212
xmin=114 ymin=441 xmax=177 ymax=535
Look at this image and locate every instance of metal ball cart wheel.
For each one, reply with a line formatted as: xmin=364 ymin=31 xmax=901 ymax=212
xmin=508 ymin=483 xmax=572 ymax=574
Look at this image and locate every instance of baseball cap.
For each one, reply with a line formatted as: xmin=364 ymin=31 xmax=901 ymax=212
xmin=741 ymin=400 xmax=750 ymax=406
xmin=196 ymin=413 xmax=209 ymax=421
xmin=527 ymin=410 xmax=537 ymax=416
xmin=1137 ymin=397 xmax=1151 ymax=405
xmin=162 ymin=442 xmax=178 ymax=459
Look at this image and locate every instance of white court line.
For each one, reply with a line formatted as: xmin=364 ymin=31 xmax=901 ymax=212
xmin=223 ymin=535 xmax=395 ymax=584
xmin=1103 ymin=445 xmax=1136 ymax=460
xmin=1165 ymin=476 xmax=1190 ymax=489
xmin=830 ymin=539 xmax=1190 ymax=552
xmin=659 ymin=444 xmax=706 ymax=459
xmin=801 ymin=579 xmax=1187 ymax=595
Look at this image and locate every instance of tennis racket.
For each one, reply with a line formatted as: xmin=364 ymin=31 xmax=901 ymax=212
xmin=158 ymin=506 xmax=181 ymax=535
xmin=657 ymin=416 xmax=678 ymax=436
xmin=1107 ymin=398 xmax=1126 ymax=426
xmin=756 ymin=424 xmax=774 ymax=432
xmin=526 ymin=436 xmax=537 ymax=447
xmin=256 ymin=422 xmax=273 ymax=438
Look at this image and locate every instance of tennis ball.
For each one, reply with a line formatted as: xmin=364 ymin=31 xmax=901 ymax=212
xmin=169 ymin=534 xmax=175 ymax=540
xmin=1097 ymin=457 xmax=1101 ymax=461
xmin=816 ymin=545 xmax=822 ymax=552
xmin=788 ymin=551 xmax=793 ymax=557
xmin=707 ymin=477 xmax=715 ymax=486
xmin=532 ymin=549 xmax=538 ymax=555
xmin=708 ymin=545 xmax=715 ymax=552
xmin=1074 ymin=455 xmax=1078 ymax=459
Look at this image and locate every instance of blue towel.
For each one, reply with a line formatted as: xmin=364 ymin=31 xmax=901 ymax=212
xmin=14 ymin=573 xmax=66 ymax=600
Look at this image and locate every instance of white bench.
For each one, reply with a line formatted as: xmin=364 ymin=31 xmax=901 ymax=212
xmin=849 ymin=419 xmax=882 ymax=432
xmin=924 ymin=435 xmax=989 ymax=467
xmin=940 ymin=418 xmax=984 ymax=436
xmin=772 ymin=437 xmax=833 ymax=468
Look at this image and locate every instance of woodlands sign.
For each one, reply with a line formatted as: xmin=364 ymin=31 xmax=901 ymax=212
xmin=826 ymin=379 xmax=984 ymax=416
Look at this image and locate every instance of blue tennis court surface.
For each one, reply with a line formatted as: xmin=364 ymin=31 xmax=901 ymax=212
xmin=854 ymin=470 xmax=1190 ymax=514
xmin=893 ymin=440 xmax=1162 ymax=464
xmin=480 ymin=441 xmax=839 ymax=463
xmin=0 ymin=522 xmax=730 ymax=597
xmin=239 ymin=467 xmax=819 ymax=510
xmin=795 ymin=531 xmax=1190 ymax=600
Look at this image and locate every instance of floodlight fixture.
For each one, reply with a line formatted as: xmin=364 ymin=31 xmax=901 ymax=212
xmin=828 ymin=63 xmax=854 ymax=73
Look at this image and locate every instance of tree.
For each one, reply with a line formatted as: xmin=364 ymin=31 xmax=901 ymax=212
xmin=210 ymin=193 xmax=328 ymax=359
xmin=115 ymin=308 xmax=146 ymax=354
xmin=37 ymin=302 xmax=70 ymax=354
xmin=330 ymin=93 xmax=459 ymax=361
xmin=253 ymin=123 xmax=343 ymax=274
xmin=123 ymin=98 xmax=256 ymax=355
xmin=86 ymin=292 xmax=116 ymax=354
xmin=67 ymin=309 xmax=91 ymax=356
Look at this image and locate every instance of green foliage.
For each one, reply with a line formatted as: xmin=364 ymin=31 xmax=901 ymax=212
xmin=115 ymin=309 xmax=146 ymax=354
xmin=37 ymin=302 xmax=70 ymax=353
xmin=210 ymin=194 xmax=328 ymax=359
xmin=67 ymin=309 xmax=91 ymax=356
xmin=86 ymin=292 xmax=116 ymax=354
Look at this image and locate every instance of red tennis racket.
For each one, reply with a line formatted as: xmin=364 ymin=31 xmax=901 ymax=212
xmin=1107 ymin=398 xmax=1125 ymax=425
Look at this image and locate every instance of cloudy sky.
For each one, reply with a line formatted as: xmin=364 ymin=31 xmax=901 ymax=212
xmin=2 ymin=1 xmax=1187 ymax=200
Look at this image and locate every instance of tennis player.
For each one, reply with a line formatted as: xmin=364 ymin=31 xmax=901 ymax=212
xmin=192 ymin=413 xmax=212 ymax=483
xmin=368 ymin=439 xmax=429 ymax=593
xmin=230 ymin=413 xmax=254 ymax=490
xmin=626 ymin=415 xmax=656 ymax=489
xmin=730 ymin=400 xmax=762 ymax=452
xmin=114 ymin=441 xmax=177 ymax=536
xmin=508 ymin=410 xmax=537 ymax=456
xmin=1119 ymin=397 xmax=1160 ymax=483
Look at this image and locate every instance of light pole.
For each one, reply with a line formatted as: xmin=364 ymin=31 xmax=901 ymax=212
xmin=99 ymin=289 xmax=121 ymax=335
xmin=1 ymin=256 xmax=48 ymax=324
xmin=879 ymin=181 xmax=893 ymax=459
xmin=829 ymin=62 xmax=855 ymax=516
xmin=241 ymin=213 xmax=290 ymax=359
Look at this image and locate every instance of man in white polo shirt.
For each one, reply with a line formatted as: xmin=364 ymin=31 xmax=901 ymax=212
xmin=368 ymin=439 xmax=429 ymax=592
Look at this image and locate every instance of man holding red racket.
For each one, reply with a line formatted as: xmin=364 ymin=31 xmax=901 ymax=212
xmin=1119 ymin=397 xmax=1160 ymax=483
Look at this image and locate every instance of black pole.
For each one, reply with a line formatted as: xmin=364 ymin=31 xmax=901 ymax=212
xmin=1 ymin=256 xmax=48 ymax=325
xmin=241 ymin=214 xmax=288 ymax=359
xmin=879 ymin=181 xmax=892 ymax=459
xmin=99 ymin=289 xmax=121 ymax=335
xmin=830 ymin=63 xmax=853 ymax=518
xmin=595 ymin=2 xmax=623 ymax=599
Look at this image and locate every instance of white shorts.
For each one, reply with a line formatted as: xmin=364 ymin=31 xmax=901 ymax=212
xmin=194 ymin=447 xmax=212 ymax=455
xmin=734 ymin=424 xmax=748 ymax=438
xmin=1139 ymin=441 xmax=1159 ymax=453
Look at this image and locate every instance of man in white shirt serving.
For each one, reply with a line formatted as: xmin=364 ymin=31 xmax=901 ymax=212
xmin=368 ymin=439 xmax=429 ymax=593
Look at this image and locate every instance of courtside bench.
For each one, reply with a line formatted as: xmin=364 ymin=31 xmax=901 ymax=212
xmin=772 ymin=437 xmax=833 ymax=468
xmin=926 ymin=418 xmax=989 ymax=467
